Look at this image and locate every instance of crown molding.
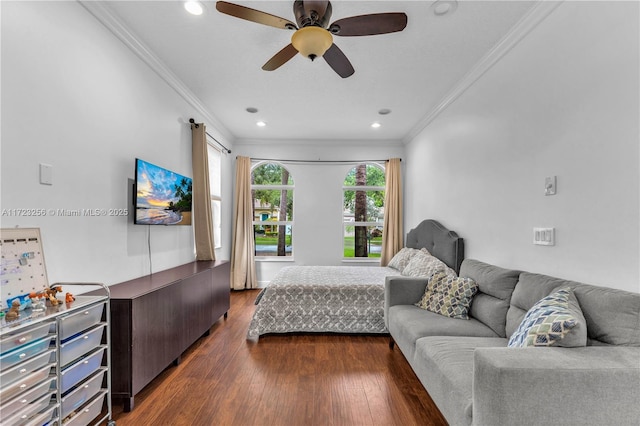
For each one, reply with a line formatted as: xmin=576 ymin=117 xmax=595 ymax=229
xmin=234 ymin=138 xmax=404 ymax=147
xmin=78 ymin=1 xmax=235 ymax=144
xmin=402 ymin=0 xmax=563 ymax=144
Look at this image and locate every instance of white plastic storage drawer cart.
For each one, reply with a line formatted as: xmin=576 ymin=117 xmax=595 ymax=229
xmin=0 ymin=283 xmax=115 ymax=426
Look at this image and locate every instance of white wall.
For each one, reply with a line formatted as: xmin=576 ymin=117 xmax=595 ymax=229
xmin=233 ymin=140 xmax=403 ymax=285
xmin=1 ymin=1 xmax=233 ymax=289
xmin=404 ymin=1 xmax=639 ymax=292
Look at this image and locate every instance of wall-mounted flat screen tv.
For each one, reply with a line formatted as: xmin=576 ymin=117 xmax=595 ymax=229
xmin=134 ymin=158 xmax=192 ymax=225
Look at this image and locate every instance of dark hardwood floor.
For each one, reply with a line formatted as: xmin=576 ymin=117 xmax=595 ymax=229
xmin=110 ymin=289 xmax=447 ymax=426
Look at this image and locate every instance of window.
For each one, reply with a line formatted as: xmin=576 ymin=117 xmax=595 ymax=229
xmin=343 ymin=163 xmax=385 ymax=259
xmin=251 ymin=162 xmax=294 ymax=257
xmin=207 ymin=144 xmax=222 ymax=249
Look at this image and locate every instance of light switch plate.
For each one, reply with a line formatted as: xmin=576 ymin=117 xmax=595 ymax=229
xmin=545 ymin=176 xmax=556 ymax=195
xmin=40 ymin=163 xmax=53 ymax=185
xmin=533 ymin=227 xmax=555 ymax=246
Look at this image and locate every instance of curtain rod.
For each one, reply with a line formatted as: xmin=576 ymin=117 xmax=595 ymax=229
xmin=189 ymin=118 xmax=232 ymax=154
xmin=246 ymin=157 xmax=400 ymax=164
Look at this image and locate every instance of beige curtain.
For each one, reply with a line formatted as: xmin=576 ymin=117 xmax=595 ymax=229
xmin=380 ymin=158 xmax=403 ymax=266
xmin=191 ymin=123 xmax=215 ymax=261
xmin=230 ymin=156 xmax=257 ymax=289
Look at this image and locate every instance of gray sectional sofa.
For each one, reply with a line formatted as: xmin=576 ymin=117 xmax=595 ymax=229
xmin=384 ymin=259 xmax=640 ymax=426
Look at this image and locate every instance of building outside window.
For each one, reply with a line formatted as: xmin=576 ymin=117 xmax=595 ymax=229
xmin=343 ymin=163 xmax=385 ymax=259
xmin=251 ymin=162 xmax=293 ymax=257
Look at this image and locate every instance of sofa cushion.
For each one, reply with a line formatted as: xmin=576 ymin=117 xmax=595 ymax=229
xmin=412 ymin=336 xmax=508 ymax=426
xmin=574 ymin=283 xmax=640 ymax=346
xmin=387 ymin=305 xmax=499 ymax=362
xmin=402 ymin=250 xmax=451 ymax=278
xmin=512 ymin=272 xmax=640 ymax=346
xmin=387 ymin=247 xmax=422 ymax=273
xmin=458 ymin=259 xmax=521 ymax=337
xmin=508 ymin=287 xmax=587 ymax=348
xmin=505 ymin=272 xmax=571 ymax=338
xmin=415 ymin=272 xmax=479 ymax=319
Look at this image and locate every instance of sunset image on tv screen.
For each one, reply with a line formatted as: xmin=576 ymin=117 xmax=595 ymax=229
xmin=135 ymin=159 xmax=192 ymax=225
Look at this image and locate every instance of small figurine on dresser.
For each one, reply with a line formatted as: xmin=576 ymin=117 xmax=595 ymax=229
xmin=44 ymin=285 xmax=62 ymax=305
xmin=5 ymin=299 xmax=21 ymax=321
xmin=29 ymin=291 xmax=46 ymax=312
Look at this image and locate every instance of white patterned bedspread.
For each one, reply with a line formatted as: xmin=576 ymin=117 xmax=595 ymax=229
xmin=247 ymin=266 xmax=401 ymax=338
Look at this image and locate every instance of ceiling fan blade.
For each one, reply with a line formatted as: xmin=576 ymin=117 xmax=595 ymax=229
xmin=216 ymin=1 xmax=297 ymax=30
xmin=323 ymin=44 xmax=354 ymax=78
xmin=329 ymin=13 xmax=408 ymax=36
xmin=262 ymin=44 xmax=299 ymax=71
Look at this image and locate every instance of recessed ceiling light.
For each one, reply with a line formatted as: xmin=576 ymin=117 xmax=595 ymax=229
xmin=431 ymin=0 xmax=458 ymax=17
xmin=246 ymin=107 xmax=259 ymax=113
xmin=378 ymin=108 xmax=392 ymax=115
xmin=371 ymin=122 xmax=381 ymax=129
xmin=184 ymin=1 xmax=203 ymax=16
xmin=256 ymin=121 xmax=266 ymax=127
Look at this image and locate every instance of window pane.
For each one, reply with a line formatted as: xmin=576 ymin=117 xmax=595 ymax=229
xmin=207 ymin=145 xmax=221 ymax=196
xmin=252 ymin=163 xmax=293 ymax=185
xmin=254 ymin=225 xmax=292 ymax=257
xmin=211 ymin=200 xmax=221 ymax=249
xmin=342 ymin=163 xmax=385 ymax=259
xmin=343 ymin=163 xmax=385 ymax=186
xmin=253 ymin=189 xmax=293 ymax=221
xmin=343 ymin=190 xmax=384 ymax=222
xmin=343 ymin=225 xmax=383 ymax=258
xmin=251 ymin=162 xmax=294 ymax=259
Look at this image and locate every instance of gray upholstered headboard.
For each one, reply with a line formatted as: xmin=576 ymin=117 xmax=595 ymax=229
xmin=405 ymin=219 xmax=464 ymax=274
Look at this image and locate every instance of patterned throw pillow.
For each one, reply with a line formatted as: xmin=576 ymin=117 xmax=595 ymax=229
xmin=415 ymin=272 xmax=479 ymax=319
xmin=401 ymin=250 xmax=449 ymax=279
xmin=508 ymin=286 xmax=586 ymax=348
xmin=387 ymin=248 xmax=421 ymax=273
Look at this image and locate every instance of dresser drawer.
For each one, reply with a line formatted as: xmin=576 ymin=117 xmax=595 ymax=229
xmin=60 ymin=346 xmax=105 ymax=394
xmin=60 ymin=324 xmax=105 ymax=367
xmin=0 ymin=363 xmax=54 ymax=402
xmin=0 ymin=391 xmax=54 ymax=426
xmin=63 ymin=389 xmax=106 ymax=426
xmin=0 ymin=375 xmax=55 ymax=419
xmin=0 ymin=349 xmax=54 ymax=388
xmin=22 ymin=403 xmax=57 ymax=426
xmin=61 ymin=367 xmax=106 ymax=419
xmin=0 ymin=322 xmax=52 ymax=355
xmin=0 ymin=336 xmax=55 ymax=370
xmin=59 ymin=303 xmax=104 ymax=341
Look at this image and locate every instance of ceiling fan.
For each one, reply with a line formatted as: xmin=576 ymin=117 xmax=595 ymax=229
xmin=215 ymin=1 xmax=408 ymax=78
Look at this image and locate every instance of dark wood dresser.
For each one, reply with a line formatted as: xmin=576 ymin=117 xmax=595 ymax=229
xmin=106 ymin=260 xmax=230 ymax=411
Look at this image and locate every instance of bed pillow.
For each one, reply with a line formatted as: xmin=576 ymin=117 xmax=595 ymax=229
xmin=387 ymin=248 xmax=421 ymax=273
xmin=508 ymin=286 xmax=587 ymax=348
xmin=401 ymin=250 xmax=450 ymax=279
xmin=415 ymin=272 xmax=479 ymax=319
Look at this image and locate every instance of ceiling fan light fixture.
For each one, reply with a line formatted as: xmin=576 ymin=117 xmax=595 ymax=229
xmin=184 ymin=1 xmax=203 ymax=16
xmin=291 ymin=27 xmax=333 ymax=61
xmin=431 ymin=0 xmax=458 ymax=17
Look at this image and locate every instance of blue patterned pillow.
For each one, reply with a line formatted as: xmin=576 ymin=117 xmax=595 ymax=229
xmin=508 ymin=286 xmax=586 ymax=348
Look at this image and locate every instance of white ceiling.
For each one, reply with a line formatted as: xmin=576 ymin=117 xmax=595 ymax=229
xmin=91 ymin=1 xmax=539 ymax=143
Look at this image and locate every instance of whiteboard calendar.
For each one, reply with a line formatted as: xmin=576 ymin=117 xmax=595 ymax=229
xmin=0 ymin=228 xmax=49 ymax=310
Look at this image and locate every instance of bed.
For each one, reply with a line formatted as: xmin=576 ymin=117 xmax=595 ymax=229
xmin=247 ymin=219 xmax=464 ymax=339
